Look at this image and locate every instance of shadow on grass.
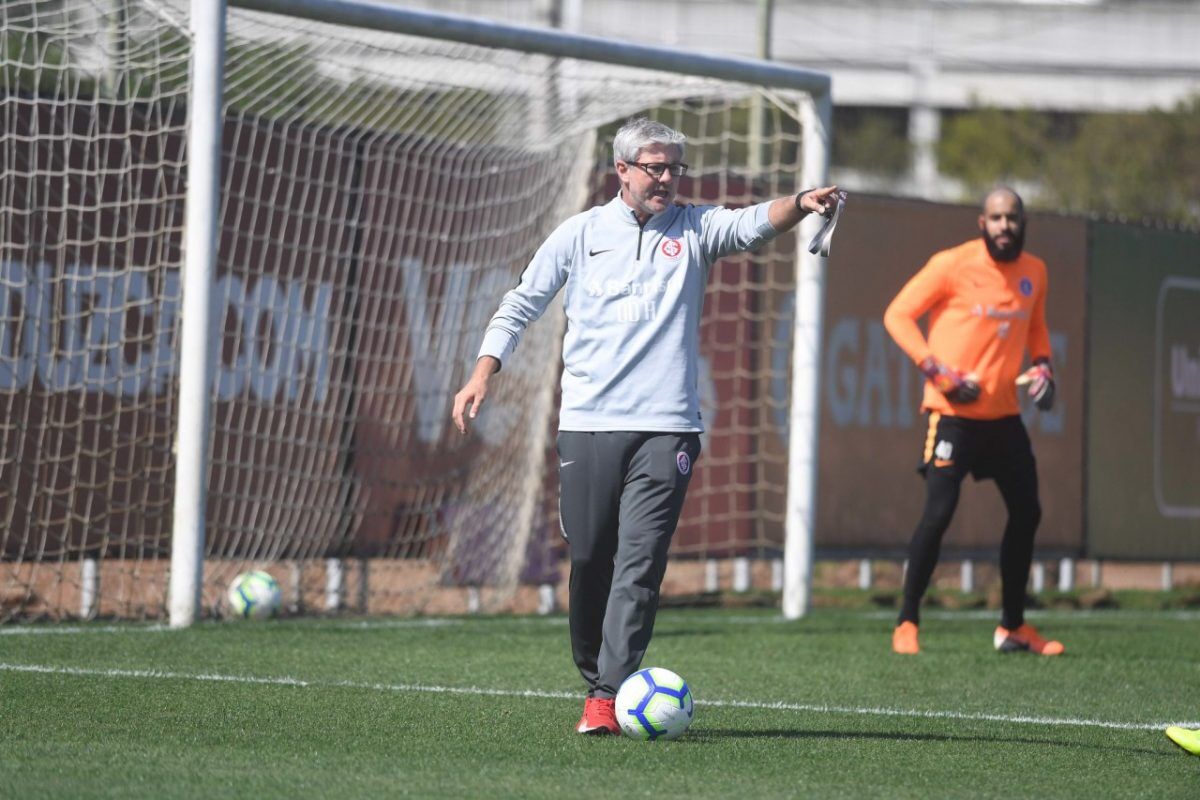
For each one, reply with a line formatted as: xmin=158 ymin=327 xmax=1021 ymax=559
xmin=689 ymin=727 xmax=1172 ymax=757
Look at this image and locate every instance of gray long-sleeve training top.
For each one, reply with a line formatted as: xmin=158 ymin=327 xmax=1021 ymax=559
xmin=478 ymin=194 xmax=780 ymax=432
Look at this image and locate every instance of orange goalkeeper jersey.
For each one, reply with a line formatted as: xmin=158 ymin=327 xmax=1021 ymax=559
xmin=883 ymin=238 xmax=1052 ymax=420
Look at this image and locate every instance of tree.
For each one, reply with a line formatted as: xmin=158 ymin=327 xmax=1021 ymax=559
xmin=938 ymin=99 xmax=1200 ymax=227
xmin=833 ymin=107 xmax=911 ymax=177
xmin=937 ymin=106 xmax=1052 ymax=193
xmin=1 ymin=1 xmax=96 ymax=98
xmin=1042 ymin=106 xmax=1191 ymax=225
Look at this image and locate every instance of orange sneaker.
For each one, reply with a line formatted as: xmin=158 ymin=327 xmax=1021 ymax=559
xmin=994 ymin=623 xmax=1064 ymax=656
xmin=576 ymin=696 xmax=619 ymax=735
xmin=892 ymin=621 xmax=920 ymax=655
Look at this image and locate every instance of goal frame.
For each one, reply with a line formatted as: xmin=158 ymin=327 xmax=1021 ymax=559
xmin=172 ymin=0 xmax=832 ymax=626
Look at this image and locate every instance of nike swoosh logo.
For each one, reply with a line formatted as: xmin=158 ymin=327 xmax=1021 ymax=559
xmin=559 ymin=460 xmax=576 ymax=468
xmin=588 ymin=248 xmax=612 ymax=257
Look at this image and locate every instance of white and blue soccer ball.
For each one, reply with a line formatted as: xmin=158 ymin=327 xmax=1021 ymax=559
xmin=614 ymin=667 xmax=694 ymax=741
xmin=226 ymin=570 xmax=282 ymax=619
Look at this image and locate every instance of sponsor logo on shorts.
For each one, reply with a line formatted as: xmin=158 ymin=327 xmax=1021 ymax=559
xmin=661 ymin=238 xmax=682 ymax=259
xmin=676 ymin=451 xmax=691 ymax=475
xmin=932 ymin=440 xmax=954 ymax=468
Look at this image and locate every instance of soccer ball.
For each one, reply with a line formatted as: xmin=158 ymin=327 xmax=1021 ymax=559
xmin=614 ymin=667 xmax=694 ymax=740
xmin=226 ymin=570 xmax=282 ymax=619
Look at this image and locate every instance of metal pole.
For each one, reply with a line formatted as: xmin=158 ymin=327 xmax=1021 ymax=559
xmin=733 ymin=557 xmax=751 ymax=592
xmin=705 ymin=560 xmax=720 ymax=593
xmin=1058 ymin=557 xmax=1075 ymax=592
xmin=80 ymin=558 xmax=99 ymax=619
xmin=782 ymin=89 xmax=832 ymax=620
xmin=858 ymin=558 xmax=872 ymax=590
xmin=325 ymin=558 xmax=344 ymax=611
xmin=748 ymin=0 xmax=773 ymax=175
xmin=226 ymin=0 xmax=832 ymax=622
xmin=169 ymin=0 xmax=225 ymax=628
xmin=230 ymin=0 xmax=829 ymax=96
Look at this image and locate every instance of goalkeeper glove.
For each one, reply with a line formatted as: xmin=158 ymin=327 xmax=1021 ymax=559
xmin=919 ymin=356 xmax=980 ymax=404
xmin=1017 ymin=358 xmax=1055 ymax=411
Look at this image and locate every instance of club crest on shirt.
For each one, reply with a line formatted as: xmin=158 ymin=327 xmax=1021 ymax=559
xmin=676 ymin=450 xmax=691 ymax=475
xmin=660 ymin=238 xmax=682 ymax=259
xmin=1019 ymin=277 xmax=1033 ymax=297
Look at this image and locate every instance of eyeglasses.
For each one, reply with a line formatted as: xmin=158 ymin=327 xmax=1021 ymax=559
xmin=628 ymin=161 xmax=689 ymax=179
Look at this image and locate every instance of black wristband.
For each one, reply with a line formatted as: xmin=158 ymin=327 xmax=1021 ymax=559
xmin=794 ymin=188 xmax=815 ymax=214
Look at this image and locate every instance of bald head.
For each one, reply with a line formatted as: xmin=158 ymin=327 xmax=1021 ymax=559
xmin=983 ymin=187 xmax=1024 ymax=216
xmin=978 ymin=188 xmax=1026 ymax=262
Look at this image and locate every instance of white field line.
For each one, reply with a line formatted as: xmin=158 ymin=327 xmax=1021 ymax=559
xmin=6 ymin=608 xmax=1200 ymax=637
xmin=0 ymin=619 xmax=463 ymax=636
xmin=1 ymin=661 xmax=1195 ymax=733
xmin=856 ymin=608 xmax=1200 ymax=622
xmin=0 ymin=624 xmax=173 ymax=636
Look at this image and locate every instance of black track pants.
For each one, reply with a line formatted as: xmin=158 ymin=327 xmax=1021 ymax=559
xmin=556 ymin=431 xmax=700 ymax=698
xmin=899 ymin=414 xmax=1042 ymax=630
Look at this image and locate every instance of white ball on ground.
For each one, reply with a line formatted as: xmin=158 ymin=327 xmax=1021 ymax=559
xmin=226 ymin=570 xmax=282 ymax=619
xmin=614 ymin=667 xmax=694 ymax=740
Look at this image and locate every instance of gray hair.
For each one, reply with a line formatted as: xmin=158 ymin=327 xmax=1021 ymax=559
xmin=612 ymin=117 xmax=687 ymax=166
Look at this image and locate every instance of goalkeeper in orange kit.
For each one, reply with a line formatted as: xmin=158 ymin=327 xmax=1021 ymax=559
xmin=883 ymin=187 xmax=1061 ymax=657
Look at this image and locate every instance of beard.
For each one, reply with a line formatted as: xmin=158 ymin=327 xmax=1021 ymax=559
xmin=983 ymin=228 xmax=1024 ymax=262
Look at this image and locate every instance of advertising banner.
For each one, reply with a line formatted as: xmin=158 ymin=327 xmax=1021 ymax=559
xmin=1086 ymin=224 xmax=1200 ymax=558
xmin=802 ymin=195 xmax=1087 ymax=555
xmin=11 ymin=97 xmax=1193 ymax=573
xmin=0 ymin=100 xmax=186 ymax=559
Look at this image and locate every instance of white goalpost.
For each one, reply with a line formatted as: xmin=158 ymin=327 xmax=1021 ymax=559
xmin=1 ymin=0 xmax=829 ymax=625
xmin=170 ymin=0 xmax=224 ymax=626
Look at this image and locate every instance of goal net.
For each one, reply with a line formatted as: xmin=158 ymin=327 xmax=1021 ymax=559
xmin=1 ymin=0 xmax=818 ymax=620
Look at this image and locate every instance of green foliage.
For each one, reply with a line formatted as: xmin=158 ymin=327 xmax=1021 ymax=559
xmin=939 ymin=99 xmax=1200 ymax=226
xmin=937 ymin=106 xmax=1053 ymax=189
xmin=1173 ymin=95 xmax=1200 ymax=202
xmin=833 ymin=107 xmax=911 ymax=176
xmin=223 ymin=40 xmax=514 ymax=143
xmin=1042 ymin=111 xmax=1172 ymax=219
xmin=2 ymin=16 xmax=512 ymax=144
xmin=1 ymin=27 xmax=95 ymax=99
xmin=123 ymin=26 xmax=190 ymax=101
xmin=1 ymin=1 xmax=191 ymax=101
xmin=224 ymin=40 xmax=323 ymax=121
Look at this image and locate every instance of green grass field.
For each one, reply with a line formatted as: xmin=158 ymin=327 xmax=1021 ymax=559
xmin=2 ymin=608 xmax=1198 ymax=798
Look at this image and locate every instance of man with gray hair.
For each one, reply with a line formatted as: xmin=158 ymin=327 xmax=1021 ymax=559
xmin=452 ymin=116 xmax=840 ymax=735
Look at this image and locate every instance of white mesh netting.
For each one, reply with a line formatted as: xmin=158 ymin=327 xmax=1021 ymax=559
xmin=1 ymin=0 xmax=808 ymax=620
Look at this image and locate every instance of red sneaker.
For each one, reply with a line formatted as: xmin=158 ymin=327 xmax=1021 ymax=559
xmin=994 ymin=623 xmax=1064 ymax=656
xmin=576 ymin=696 xmax=619 ymax=735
